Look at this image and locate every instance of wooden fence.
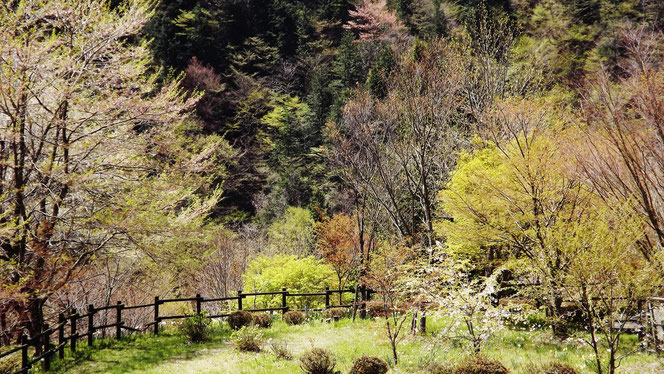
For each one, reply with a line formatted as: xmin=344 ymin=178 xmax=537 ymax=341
xmin=0 ymin=286 xmax=371 ymax=374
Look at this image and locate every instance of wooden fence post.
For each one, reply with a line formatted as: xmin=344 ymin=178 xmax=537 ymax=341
xmin=21 ymin=334 xmax=29 ymax=372
xmin=411 ymin=311 xmax=418 ymax=333
xmin=351 ymin=286 xmax=358 ymax=321
xmin=87 ymin=304 xmax=95 ymax=347
xmin=638 ymin=299 xmax=647 ymax=343
xmin=43 ymin=324 xmax=51 ymax=371
xmin=325 ymin=287 xmax=330 ymax=309
xmin=116 ymin=301 xmax=123 ymax=340
xmin=58 ymin=313 xmax=65 ymax=359
xmin=196 ymin=294 xmax=202 ymax=315
xmin=154 ymin=296 xmax=160 ymax=335
xmin=281 ymin=288 xmax=288 ymax=313
xmin=237 ymin=290 xmax=243 ymax=311
xmin=360 ymin=285 xmax=367 ymax=319
xmin=70 ymin=310 xmax=78 ymax=353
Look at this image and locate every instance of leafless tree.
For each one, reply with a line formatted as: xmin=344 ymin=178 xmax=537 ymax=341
xmin=330 ymin=41 xmax=468 ymax=246
xmin=577 ymin=27 xmax=664 ymax=264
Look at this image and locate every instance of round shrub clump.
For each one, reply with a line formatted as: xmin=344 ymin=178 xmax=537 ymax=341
xmin=349 ymin=356 xmax=389 ymax=374
xmin=252 ymin=312 xmax=273 ymax=328
xmin=365 ymin=300 xmax=388 ymax=318
xmin=299 ymin=348 xmax=337 ymax=374
xmin=527 ymin=362 xmax=578 ymax=374
xmin=454 ymin=355 xmax=509 ymax=374
xmin=228 ymin=310 xmax=253 ymax=330
xmin=231 ymin=326 xmax=264 ymax=352
xmin=283 ymin=310 xmax=305 ymax=325
xmin=177 ymin=312 xmax=211 ymax=342
xmin=323 ymin=307 xmax=346 ymax=320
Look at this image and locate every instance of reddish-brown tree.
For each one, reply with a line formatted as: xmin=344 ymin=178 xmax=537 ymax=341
xmin=316 ymin=213 xmax=361 ymax=302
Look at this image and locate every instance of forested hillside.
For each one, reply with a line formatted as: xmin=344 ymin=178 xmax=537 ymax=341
xmin=2 ymin=1 xmax=664 ymax=373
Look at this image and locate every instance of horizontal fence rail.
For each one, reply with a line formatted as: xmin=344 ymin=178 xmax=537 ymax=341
xmin=0 ymin=286 xmax=369 ymax=374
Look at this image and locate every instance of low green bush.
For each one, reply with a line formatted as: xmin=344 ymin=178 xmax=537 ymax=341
xmin=231 ymin=326 xmax=263 ymax=352
xmin=349 ymin=356 xmax=388 ymax=374
xmin=252 ymin=312 xmax=273 ymax=328
xmin=299 ymin=348 xmax=337 ymax=374
xmin=228 ymin=310 xmax=253 ymax=330
xmin=283 ymin=310 xmax=305 ymax=325
xmin=177 ymin=312 xmax=211 ymax=342
xmin=323 ymin=307 xmax=346 ymax=320
xmin=454 ymin=355 xmax=509 ymax=374
xmin=526 ymin=362 xmax=579 ymax=374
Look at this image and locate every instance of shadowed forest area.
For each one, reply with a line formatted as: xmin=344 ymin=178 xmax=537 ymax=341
xmin=2 ymin=1 xmax=664 ymax=373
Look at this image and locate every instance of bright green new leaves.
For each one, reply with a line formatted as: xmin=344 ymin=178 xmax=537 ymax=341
xmin=439 ymin=113 xmax=644 ymax=276
xmin=242 ymin=255 xmax=336 ymax=309
xmin=437 ymin=100 xmax=652 ymax=342
xmin=267 ymin=206 xmax=316 ymax=257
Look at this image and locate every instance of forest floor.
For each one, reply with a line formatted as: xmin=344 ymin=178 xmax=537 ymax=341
xmin=43 ymin=317 xmax=663 ymax=374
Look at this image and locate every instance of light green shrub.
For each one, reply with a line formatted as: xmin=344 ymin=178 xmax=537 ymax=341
xmin=242 ymin=254 xmax=335 ymax=309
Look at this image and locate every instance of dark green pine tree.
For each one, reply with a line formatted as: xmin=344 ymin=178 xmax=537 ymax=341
xmin=333 ymin=33 xmax=364 ymax=89
xmin=366 ymin=45 xmax=395 ymax=99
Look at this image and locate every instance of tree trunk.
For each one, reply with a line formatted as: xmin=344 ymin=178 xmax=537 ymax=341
xmin=549 ymin=286 xmax=568 ymax=338
xmin=27 ymin=297 xmax=45 ymax=354
xmin=386 ymin=319 xmax=398 ymax=364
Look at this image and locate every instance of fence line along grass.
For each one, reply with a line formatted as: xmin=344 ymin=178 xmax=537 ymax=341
xmin=0 ymin=286 xmax=367 ymax=374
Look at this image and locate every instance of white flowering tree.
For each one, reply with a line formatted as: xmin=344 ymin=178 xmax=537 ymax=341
xmin=405 ymin=248 xmax=506 ymax=354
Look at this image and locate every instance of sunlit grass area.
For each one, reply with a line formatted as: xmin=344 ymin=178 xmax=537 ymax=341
xmin=41 ymin=315 xmax=664 ymax=374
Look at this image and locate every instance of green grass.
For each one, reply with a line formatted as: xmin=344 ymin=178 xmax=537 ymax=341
xmin=40 ymin=316 xmax=663 ymax=374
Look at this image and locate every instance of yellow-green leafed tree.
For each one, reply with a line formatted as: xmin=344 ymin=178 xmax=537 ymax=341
xmin=561 ymin=201 xmax=659 ymax=374
xmin=91 ymin=120 xmax=231 ymax=297
xmin=437 ymin=99 xmax=649 ymax=339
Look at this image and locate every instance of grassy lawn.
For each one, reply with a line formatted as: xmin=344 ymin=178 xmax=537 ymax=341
xmin=42 ymin=316 xmax=664 ymax=374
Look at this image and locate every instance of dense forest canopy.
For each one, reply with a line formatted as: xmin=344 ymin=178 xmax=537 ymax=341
xmin=2 ymin=1 xmax=664 ymax=372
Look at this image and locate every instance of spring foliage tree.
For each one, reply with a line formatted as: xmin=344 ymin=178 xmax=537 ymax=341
xmin=438 ymin=99 xmax=639 ymax=337
xmin=0 ymin=0 xmax=225 ymax=339
xmin=439 ymin=98 xmax=661 ymax=372
xmin=578 ymin=33 xmax=664 ymax=265
xmin=315 ymin=213 xmax=360 ymax=300
xmin=560 ymin=201 xmax=658 ymax=374
xmin=365 ymin=241 xmax=413 ymax=365
xmin=267 ymin=207 xmax=316 ymax=257
xmin=435 ymin=260 xmax=505 ymax=354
